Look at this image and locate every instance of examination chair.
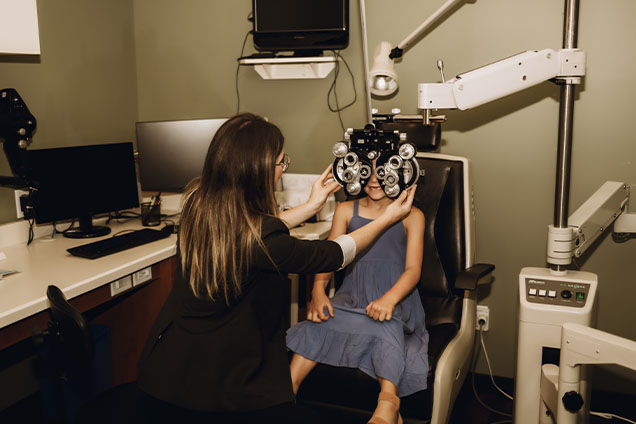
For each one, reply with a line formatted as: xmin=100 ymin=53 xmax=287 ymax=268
xmin=296 ymin=152 xmax=495 ymax=424
xmin=34 ymin=285 xmax=139 ymax=424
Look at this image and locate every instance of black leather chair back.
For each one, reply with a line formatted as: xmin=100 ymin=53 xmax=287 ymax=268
xmin=415 ymin=157 xmax=466 ymax=330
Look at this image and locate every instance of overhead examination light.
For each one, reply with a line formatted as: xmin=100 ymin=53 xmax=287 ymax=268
xmin=368 ymin=0 xmax=464 ymax=97
xmin=369 ymin=42 xmax=399 ymax=96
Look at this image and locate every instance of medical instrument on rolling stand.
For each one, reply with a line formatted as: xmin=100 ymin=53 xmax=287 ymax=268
xmin=518 ymin=181 xmax=636 ymax=424
xmin=368 ymin=0 xmax=636 ymax=421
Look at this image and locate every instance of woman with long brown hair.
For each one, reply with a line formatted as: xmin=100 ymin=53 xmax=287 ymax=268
xmin=137 ymin=113 xmax=416 ymax=423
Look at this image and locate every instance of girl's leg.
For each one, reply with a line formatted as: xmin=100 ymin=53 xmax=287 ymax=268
xmin=289 ymin=353 xmax=318 ymax=395
xmin=368 ymin=378 xmax=402 ymax=424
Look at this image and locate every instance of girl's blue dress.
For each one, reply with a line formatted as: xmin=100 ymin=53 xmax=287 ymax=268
xmin=286 ymin=200 xmax=429 ymax=396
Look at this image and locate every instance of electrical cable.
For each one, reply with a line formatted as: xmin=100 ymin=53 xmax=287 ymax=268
xmin=112 ymin=229 xmax=137 ymax=237
xmin=235 ymin=29 xmax=252 ymax=115
xmin=51 ymin=219 xmax=75 ymax=238
xmin=106 ymin=210 xmax=141 ymax=225
xmin=162 ymin=218 xmax=177 ymax=227
xmin=162 ymin=212 xmax=181 ymax=218
xmin=470 ymin=322 xmax=512 ymax=418
xmin=328 ymin=50 xmax=357 ymax=133
xmin=479 ymin=327 xmax=514 ymax=401
xmin=591 ymin=411 xmax=636 ymax=424
xmin=330 ymin=58 xmax=345 ymax=132
xmin=22 ymin=188 xmax=35 ymax=245
xmin=61 ymin=219 xmax=76 ymax=233
xmin=26 ymin=216 xmax=34 ymax=245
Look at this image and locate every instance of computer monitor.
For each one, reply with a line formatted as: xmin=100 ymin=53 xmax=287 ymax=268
xmin=25 ymin=142 xmax=139 ymax=238
xmin=135 ymin=118 xmax=228 ymax=192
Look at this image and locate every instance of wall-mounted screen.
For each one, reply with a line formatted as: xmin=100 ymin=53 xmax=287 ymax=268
xmin=252 ymin=0 xmax=349 ymax=55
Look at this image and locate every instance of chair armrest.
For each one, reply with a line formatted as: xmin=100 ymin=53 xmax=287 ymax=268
xmin=455 ymin=263 xmax=495 ymax=290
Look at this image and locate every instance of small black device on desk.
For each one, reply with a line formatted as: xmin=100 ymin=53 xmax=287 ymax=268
xmin=67 ymin=227 xmax=173 ymax=259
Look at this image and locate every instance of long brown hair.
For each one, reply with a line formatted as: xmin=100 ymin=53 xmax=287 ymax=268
xmin=178 ymin=113 xmax=283 ymax=302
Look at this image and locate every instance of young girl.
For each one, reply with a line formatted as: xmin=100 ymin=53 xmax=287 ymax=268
xmin=286 ymin=162 xmax=428 ymax=424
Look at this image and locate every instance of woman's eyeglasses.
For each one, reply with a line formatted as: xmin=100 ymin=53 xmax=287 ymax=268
xmin=276 ymin=153 xmax=290 ymax=173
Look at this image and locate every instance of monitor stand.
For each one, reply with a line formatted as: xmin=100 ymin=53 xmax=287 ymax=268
xmin=63 ymin=214 xmax=111 ymax=239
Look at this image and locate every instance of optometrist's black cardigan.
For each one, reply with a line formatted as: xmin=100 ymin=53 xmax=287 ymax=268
xmin=137 ymin=215 xmax=343 ymax=412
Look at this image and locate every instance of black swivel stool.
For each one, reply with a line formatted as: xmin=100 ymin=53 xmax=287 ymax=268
xmin=34 ymin=285 xmax=140 ymax=424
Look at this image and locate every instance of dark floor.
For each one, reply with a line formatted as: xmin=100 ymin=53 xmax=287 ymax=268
xmin=1 ymin=373 xmax=634 ymax=423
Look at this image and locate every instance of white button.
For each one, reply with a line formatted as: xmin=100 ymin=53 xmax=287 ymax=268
xmin=548 ymin=290 xmax=557 ymax=298
xmin=529 ymin=288 xmax=537 ymax=296
xmin=539 ymin=289 xmax=547 ymax=297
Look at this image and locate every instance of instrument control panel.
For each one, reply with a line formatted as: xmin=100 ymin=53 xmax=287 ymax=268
xmin=524 ymin=277 xmax=591 ymax=308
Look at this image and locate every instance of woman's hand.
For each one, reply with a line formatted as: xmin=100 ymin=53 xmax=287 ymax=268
xmin=306 ymin=165 xmax=341 ymax=214
xmin=382 ymin=185 xmax=417 ymax=224
xmin=307 ymin=289 xmax=335 ymax=322
xmin=365 ymin=295 xmax=397 ymax=322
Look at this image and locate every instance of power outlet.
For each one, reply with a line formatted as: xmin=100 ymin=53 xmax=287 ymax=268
xmin=110 ymin=275 xmax=133 ymax=297
xmin=14 ymin=190 xmax=29 ymax=219
xmin=132 ymin=266 xmax=153 ymax=286
xmin=476 ymin=305 xmax=490 ymax=331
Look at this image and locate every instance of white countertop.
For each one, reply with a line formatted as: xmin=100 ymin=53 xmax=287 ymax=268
xmin=0 ymin=219 xmax=332 ymax=329
xmin=0 ymin=220 xmax=177 ymax=329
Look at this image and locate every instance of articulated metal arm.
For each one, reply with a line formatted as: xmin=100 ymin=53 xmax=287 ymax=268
xmin=547 ymin=182 xmax=636 ymax=266
xmin=417 ymin=48 xmax=586 ymax=124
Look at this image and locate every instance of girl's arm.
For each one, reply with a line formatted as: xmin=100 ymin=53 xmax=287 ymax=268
xmin=366 ymin=207 xmax=425 ymax=322
xmin=306 ymin=201 xmax=352 ymax=322
xmin=278 ymin=165 xmax=340 ymax=229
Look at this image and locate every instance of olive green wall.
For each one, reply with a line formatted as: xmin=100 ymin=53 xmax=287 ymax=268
xmin=132 ymin=0 xmax=365 ymax=175
xmin=0 ymin=0 xmax=138 ymax=224
xmin=1 ymin=0 xmax=635 ymax=395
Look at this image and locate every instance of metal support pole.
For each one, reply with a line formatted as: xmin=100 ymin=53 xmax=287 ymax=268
xmin=359 ymin=0 xmax=373 ymax=124
xmin=553 ymin=0 xmax=580 ymax=271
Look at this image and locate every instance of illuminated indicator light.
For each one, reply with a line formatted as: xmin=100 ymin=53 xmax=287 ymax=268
xmin=576 ymin=292 xmax=585 ymax=301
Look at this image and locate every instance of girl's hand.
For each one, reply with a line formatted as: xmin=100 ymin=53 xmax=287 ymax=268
xmin=307 ymin=165 xmax=341 ymax=213
xmin=307 ymin=290 xmax=335 ymax=322
xmin=365 ymin=296 xmax=396 ymax=322
xmin=382 ymin=185 xmax=417 ymax=224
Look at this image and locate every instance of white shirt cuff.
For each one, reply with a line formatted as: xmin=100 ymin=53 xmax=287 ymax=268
xmin=333 ymin=234 xmax=356 ymax=270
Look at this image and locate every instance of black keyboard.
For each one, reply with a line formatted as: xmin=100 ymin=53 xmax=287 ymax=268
xmin=67 ymin=228 xmax=172 ymax=259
